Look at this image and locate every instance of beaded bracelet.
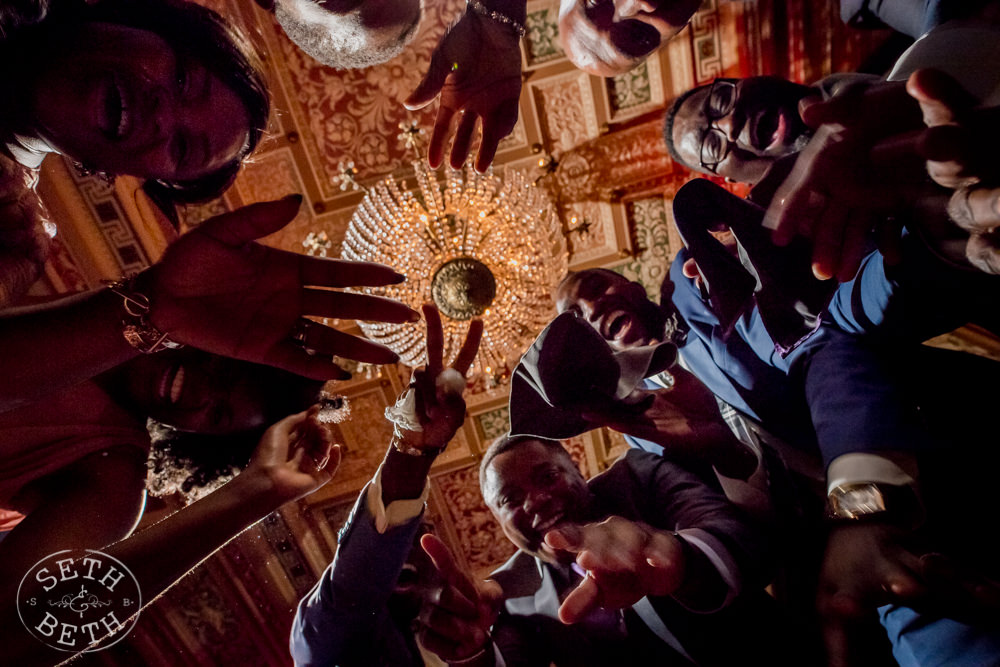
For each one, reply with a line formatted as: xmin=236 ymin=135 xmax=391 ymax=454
xmin=467 ymin=0 xmax=526 ymax=37
xmin=105 ymin=275 xmax=183 ymax=354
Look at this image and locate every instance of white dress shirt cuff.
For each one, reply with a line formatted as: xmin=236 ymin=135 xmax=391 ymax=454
xmin=827 ymin=452 xmax=917 ymax=495
xmin=366 ymin=464 xmax=430 ymax=534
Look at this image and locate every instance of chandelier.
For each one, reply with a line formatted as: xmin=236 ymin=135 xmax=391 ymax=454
xmin=341 ymin=162 xmax=567 ymax=382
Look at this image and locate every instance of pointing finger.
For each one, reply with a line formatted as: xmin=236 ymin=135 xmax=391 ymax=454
xmin=424 ymin=304 xmax=444 ymax=375
xmin=558 ymin=572 xmax=601 ymax=624
xmin=298 ymin=255 xmax=406 ymax=288
xmin=450 ymin=112 xmax=479 ymax=170
xmin=421 ymin=534 xmax=479 ymax=603
xmin=451 ymin=319 xmax=483 ymax=376
xmin=404 ymin=50 xmax=452 ymax=110
xmin=200 ymin=195 xmax=302 ymax=246
xmin=300 ymin=289 xmax=418 ymax=323
xmin=429 ymin=105 xmax=458 ymax=170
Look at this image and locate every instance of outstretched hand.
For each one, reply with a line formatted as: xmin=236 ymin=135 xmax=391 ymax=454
xmin=404 ymin=9 xmax=522 ymax=172
xmin=581 ymin=367 xmax=757 ymax=479
xmin=546 ymin=518 xmax=685 ymax=624
xmin=763 ymin=70 xmax=1000 ymax=279
xmin=397 ymin=304 xmax=483 ymax=454
xmin=147 ymin=195 xmax=418 ymax=381
xmin=762 ymin=80 xmax=930 ymax=280
xmin=907 ymin=68 xmax=1000 ymax=274
xmin=818 ymin=522 xmax=1000 ymax=667
xmin=243 ymin=405 xmax=341 ymax=506
xmin=418 ymin=533 xmax=504 ymax=663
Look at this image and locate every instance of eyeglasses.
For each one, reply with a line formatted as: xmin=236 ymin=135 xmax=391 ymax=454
xmin=699 ymin=79 xmax=738 ymax=174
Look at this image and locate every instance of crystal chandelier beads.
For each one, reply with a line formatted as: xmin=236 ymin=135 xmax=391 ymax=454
xmin=341 ymin=163 xmax=567 ymax=380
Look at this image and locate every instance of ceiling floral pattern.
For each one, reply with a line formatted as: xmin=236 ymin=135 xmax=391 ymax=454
xmin=272 ymin=0 xmax=466 ymax=192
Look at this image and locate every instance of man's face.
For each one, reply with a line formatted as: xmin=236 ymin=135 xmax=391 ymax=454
xmin=558 ymin=0 xmax=701 ymax=76
xmin=483 ymin=440 xmax=591 ymax=564
xmin=670 ymin=76 xmax=815 ymax=184
xmin=555 ymin=269 xmax=664 ymax=351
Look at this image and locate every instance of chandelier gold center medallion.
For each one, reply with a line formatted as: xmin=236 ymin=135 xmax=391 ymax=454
xmin=341 ymin=162 xmax=567 ymax=384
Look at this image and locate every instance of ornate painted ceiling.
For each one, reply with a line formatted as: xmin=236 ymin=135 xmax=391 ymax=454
xmin=25 ymin=1 xmax=967 ymax=665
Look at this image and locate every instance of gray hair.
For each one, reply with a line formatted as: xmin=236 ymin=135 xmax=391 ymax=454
xmin=274 ymin=0 xmax=420 ymax=70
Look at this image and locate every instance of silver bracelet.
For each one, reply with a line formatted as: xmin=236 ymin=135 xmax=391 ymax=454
xmin=105 ymin=276 xmax=183 ymax=354
xmin=390 ymin=428 xmax=442 ymax=458
xmin=467 ymin=0 xmax=526 ymax=37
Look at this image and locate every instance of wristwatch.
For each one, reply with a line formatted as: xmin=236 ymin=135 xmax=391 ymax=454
xmin=826 ymin=482 xmax=922 ymax=526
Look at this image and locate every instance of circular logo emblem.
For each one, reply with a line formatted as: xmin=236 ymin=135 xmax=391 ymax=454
xmin=17 ymin=549 xmax=142 ymax=652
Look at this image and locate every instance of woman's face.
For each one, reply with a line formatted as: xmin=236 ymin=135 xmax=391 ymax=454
xmin=29 ymin=22 xmax=251 ymax=181
xmin=115 ymin=348 xmax=279 ymax=435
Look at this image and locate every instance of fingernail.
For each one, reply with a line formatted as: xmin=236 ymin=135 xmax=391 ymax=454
xmin=286 ymin=193 xmax=304 ymax=205
xmin=811 ymin=263 xmax=832 ymax=280
xmin=391 ymin=272 xmax=407 ymax=284
xmin=407 ymin=309 xmax=421 ymax=322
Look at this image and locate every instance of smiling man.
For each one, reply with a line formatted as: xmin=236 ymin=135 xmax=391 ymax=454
xmin=554 ymin=267 xmax=816 ymax=449
xmin=415 ymin=434 xmax=805 ymax=666
xmin=664 ymin=73 xmax=878 ymax=185
xmin=555 ymin=252 xmax=1000 ymax=665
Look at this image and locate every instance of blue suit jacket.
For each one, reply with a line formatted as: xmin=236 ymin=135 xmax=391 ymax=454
xmin=290 ymin=485 xmax=424 ymax=667
xmin=667 ymin=241 xmax=999 ymax=466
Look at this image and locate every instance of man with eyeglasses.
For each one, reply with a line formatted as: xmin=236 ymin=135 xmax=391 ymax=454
xmin=557 ymin=0 xmax=962 ymax=78
xmin=663 ymin=74 xmax=878 ymax=186
xmin=654 ymin=71 xmax=1000 ymax=666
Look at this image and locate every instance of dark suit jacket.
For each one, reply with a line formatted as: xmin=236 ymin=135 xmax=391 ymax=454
xmin=489 ymin=450 xmax=807 ymax=666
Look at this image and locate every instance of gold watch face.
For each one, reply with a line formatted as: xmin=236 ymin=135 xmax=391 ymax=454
xmin=828 ymin=484 xmax=887 ymax=520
